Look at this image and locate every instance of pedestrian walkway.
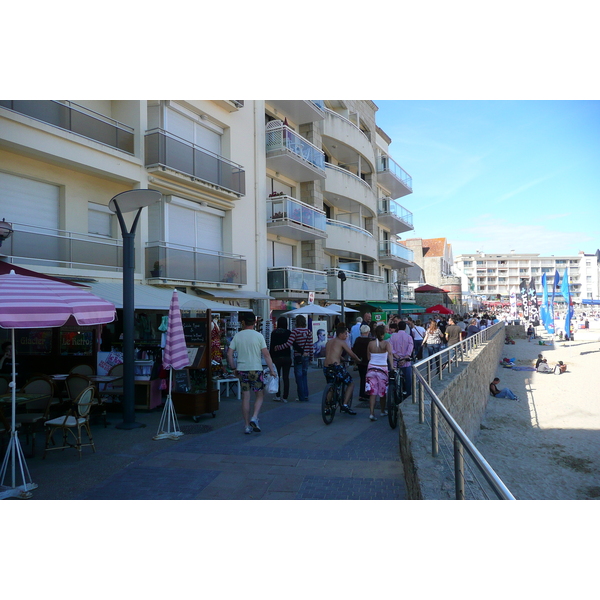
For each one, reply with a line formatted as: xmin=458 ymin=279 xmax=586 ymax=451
xmin=20 ymin=366 xmax=405 ymax=500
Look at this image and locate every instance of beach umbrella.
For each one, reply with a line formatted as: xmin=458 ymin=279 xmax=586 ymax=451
xmin=425 ymin=304 xmax=453 ymax=315
xmin=281 ymin=303 xmax=339 ymax=317
xmin=154 ymin=290 xmax=188 ymax=440
xmin=0 ymin=270 xmax=116 ymax=499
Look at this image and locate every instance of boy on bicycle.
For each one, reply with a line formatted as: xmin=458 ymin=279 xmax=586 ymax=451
xmin=323 ymin=324 xmax=360 ymax=414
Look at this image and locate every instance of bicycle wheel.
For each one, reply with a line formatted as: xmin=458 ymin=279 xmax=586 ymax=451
xmin=388 ymin=376 xmax=398 ymax=429
xmin=321 ymin=383 xmax=337 ymax=425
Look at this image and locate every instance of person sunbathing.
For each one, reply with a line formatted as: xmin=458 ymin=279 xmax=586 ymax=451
xmin=489 ymin=378 xmax=519 ymax=401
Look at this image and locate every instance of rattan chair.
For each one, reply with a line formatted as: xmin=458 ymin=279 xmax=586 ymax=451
xmin=43 ymin=386 xmax=96 ymax=460
xmin=69 ymin=364 xmax=94 ymax=376
xmin=66 ymin=373 xmax=107 ymax=427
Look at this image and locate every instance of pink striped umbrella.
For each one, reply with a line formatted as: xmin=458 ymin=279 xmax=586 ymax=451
xmin=155 ymin=290 xmax=188 ymax=440
xmin=162 ymin=290 xmax=189 ymax=371
xmin=0 ymin=270 xmax=116 ymax=497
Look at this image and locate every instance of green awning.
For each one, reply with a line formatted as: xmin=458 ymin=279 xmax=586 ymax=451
xmin=370 ymin=303 xmax=426 ymax=313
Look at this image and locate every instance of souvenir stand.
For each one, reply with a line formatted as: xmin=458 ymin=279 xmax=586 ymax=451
xmin=171 ymin=310 xmax=219 ymax=421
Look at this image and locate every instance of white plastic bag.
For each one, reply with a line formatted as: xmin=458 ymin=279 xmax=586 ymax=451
xmin=265 ymin=372 xmax=279 ymax=394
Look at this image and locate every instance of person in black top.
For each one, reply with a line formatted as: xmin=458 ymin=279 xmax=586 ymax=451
xmin=269 ymin=316 xmax=302 ymax=402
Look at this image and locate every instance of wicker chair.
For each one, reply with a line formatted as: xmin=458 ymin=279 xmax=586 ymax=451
xmin=43 ymin=386 xmax=96 ymax=459
xmin=69 ymin=364 xmax=94 ymax=376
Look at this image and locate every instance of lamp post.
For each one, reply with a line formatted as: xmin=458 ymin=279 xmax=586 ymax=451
xmin=0 ymin=218 xmax=14 ymax=247
xmin=337 ymin=270 xmax=347 ymax=323
xmin=395 ymin=279 xmax=402 ymax=318
xmin=109 ymin=189 xmax=162 ymax=430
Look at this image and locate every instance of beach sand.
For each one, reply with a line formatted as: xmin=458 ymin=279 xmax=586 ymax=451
xmin=475 ymin=328 xmax=600 ymax=500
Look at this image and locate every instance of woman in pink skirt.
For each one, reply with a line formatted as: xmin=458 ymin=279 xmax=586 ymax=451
xmin=365 ymin=324 xmax=394 ymax=421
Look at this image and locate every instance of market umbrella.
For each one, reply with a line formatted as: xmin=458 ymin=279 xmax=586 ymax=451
xmin=154 ymin=290 xmax=188 ymax=441
xmin=425 ymin=304 xmax=453 ymax=315
xmin=0 ymin=270 xmax=116 ymax=499
xmin=326 ymin=304 xmax=359 ymax=313
xmin=281 ymin=303 xmax=339 ymax=317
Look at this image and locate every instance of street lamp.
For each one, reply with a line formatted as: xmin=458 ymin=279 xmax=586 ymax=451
xmin=109 ymin=189 xmax=162 ymax=430
xmin=0 ymin=218 xmax=13 ymax=247
xmin=337 ymin=270 xmax=347 ymax=323
xmin=395 ymin=279 xmax=402 ymax=318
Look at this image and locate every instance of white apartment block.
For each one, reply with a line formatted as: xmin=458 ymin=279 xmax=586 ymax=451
xmin=454 ymin=251 xmax=600 ymax=305
xmin=0 ymin=99 xmax=416 ymax=318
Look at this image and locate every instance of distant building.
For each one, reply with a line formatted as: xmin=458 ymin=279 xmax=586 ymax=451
xmin=454 ymin=250 xmax=600 ymax=305
xmin=403 ymin=237 xmax=453 ymax=289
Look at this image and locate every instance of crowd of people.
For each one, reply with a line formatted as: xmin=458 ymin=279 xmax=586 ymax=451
xmin=226 ymin=308 xmax=505 ymax=434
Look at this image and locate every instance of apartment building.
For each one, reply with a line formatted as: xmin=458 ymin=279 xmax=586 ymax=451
xmin=0 ymin=99 xmax=416 ymax=320
xmin=454 ymin=250 xmax=599 ymax=304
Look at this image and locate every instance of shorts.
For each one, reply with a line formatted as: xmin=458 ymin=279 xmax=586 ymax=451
xmin=323 ymin=364 xmax=353 ymax=386
xmin=365 ymin=366 xmax=389 ymax=397
xmin=237 ymin=370 xmax=265 ymax=392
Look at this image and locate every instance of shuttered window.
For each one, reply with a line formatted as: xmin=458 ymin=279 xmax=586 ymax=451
xmin=167 ymin=198 xmax=223 ymax=252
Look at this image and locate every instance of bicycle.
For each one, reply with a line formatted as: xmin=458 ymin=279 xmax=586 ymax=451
xmin=387 ymin=357 xmax=410 ymax=429
xmin=321 ymin=366 xmax=354 ymax=425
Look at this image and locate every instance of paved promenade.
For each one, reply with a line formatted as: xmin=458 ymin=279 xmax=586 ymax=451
xmin=20 ymin=366 xmax=405 ymax=500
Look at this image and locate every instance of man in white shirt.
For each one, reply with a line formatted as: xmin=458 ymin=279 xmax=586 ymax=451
xmin=228 ymin=312 xmax=277 ymax=435
xmin=350 ymin=317 xmax=363 ymax=347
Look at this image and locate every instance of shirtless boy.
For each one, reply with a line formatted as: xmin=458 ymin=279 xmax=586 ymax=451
xmin=323 ymin=324 xmax=360 ymax=414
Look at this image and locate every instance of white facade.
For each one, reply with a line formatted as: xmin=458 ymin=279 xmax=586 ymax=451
xmin=0 ymin=99 xmax=417 ymax=317
xmin=454 ymin=251 xmax=599 ymax=304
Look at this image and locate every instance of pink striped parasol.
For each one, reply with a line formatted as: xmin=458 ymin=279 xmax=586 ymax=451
xmin=0 ymin=270 xmax=116 ymax=498
xmin=155 ymin=290 xmax=188 ymax=440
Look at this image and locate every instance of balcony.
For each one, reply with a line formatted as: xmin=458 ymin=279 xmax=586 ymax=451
xmin=322 ymin=109 xmax=375 ymax=169
xmin=267 ymin=100 xmax=326 ymax=124
xmin=323 ymin=164 xmax=376 ymax=215
xmin=267 ymin=267 xmax=328 ymax=298
xmin=146 ymin=241 xmax=247 ymax=285
xmin=266 ymin=195 xmax=327 ymax=241
xmin=378 ymin=240 xmax=414 ymax=268
xmin=145 ymin=128 xmax=246 ymax=196
xmin=324 ymin=219 xmax=378 ymax=261
xmin=211 ymin=100 xmax=244 ymax=112
xmin=1 ymin=222 xmax=122 ymax=271
xmin=387 ymin=283 xmax=416 ymax=303
xmin=265 ymin=122 xmax=326 ymax=182
xmin=377 ymin=155 xmax=413 ymax=199
xmin=377 ymin=197 xmax=413 ymax=235
xmin=0 ymin=100 xmax=134 ymax=154
xmin=326 ymin=268 xmax=388 ymax=303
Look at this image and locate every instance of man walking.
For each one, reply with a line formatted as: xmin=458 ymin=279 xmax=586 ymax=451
xmin=227 ymin=312 xmax=277 ymax=434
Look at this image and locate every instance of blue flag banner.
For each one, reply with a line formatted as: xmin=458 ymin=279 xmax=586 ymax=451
xmin=560 ymin=268 xmax=574 ymax=339
xmin=551 ymin=269 xmax=560 ymax=330
xmin=540 ymin=273 xmax=554 ymax=333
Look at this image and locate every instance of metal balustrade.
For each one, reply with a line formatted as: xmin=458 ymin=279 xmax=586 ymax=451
xmin=408 ymin=322 xmax=514 ymax=499
xmin=0 ymin=100 xmax=134 ymax=154
xmin=265 ymin=123 xmax=325 ymax=171
xmin=267 ymin=195 xmax=327 ymax=232
xmin=2 ymin=222 xmax=122 ymax=271
xmin=267 ymin=266 xmax=328 ymax=293
xmin=146 ymin=241 xmax=247 ymax=285
xmin=378 ymin=197 xmax=414 ymax=228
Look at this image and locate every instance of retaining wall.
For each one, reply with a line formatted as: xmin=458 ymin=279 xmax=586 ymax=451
xmin=398 ymin=325 xmax=506 ymax=499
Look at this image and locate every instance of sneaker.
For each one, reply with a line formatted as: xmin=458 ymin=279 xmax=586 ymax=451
xmin=250 ymin=417 xmax=261 ymax=432
xmin=380 ymin=411 xmax=388 ymax=417
xmin=369 ymin=414 xmax=377 ymax=421
xmin=341 ymin=405 xmax=356 ymax=415
xmin=282 ymin=398 xmax=288 ymax=403
xmin=244 ymin=425 xmax=253 ymax=434
xmin=274 ymin=396 xmax=283 ymax=402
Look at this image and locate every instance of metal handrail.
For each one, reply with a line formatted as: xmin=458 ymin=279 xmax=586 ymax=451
xmin=326 ymin=218 xmax=373 ymax=238
xmin=413 ymin=371 xmax=515 ymax=500
xmin=324 ymin=108 xmax=371 ymax=144
xmin=409 ymin=322 xmax=514 ymax=499
xmin=324 ymin=163 xmax=373 ymax=191
xmin=325 ymin=267 xmax=384 ymax=283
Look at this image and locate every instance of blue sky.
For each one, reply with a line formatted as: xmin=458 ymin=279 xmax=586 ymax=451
xmin=374 ymin=100 xmax=600 ymax=258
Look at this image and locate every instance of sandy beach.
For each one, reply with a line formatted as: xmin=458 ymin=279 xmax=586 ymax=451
xmin=475 ymin=326 xmax=600 ymax=500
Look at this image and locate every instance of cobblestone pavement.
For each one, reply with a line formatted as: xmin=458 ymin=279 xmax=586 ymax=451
xmin=18 ymin=366 xmax=405 ymax=500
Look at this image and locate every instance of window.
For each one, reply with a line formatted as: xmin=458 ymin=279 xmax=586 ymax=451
xmin=88 ymin=202 xmax=113 ymax=237
xmin=267 ymin=241 xmax=294 ymax=267
xmin=463 ymin=261 xmax=472 ymax=266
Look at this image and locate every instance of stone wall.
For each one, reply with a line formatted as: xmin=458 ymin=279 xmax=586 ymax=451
xmin=398 ymin=324 xmax=506 ymax=499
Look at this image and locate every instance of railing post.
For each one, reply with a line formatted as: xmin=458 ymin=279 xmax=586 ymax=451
xmin=454 ymin=436 xmax=465 ymax=500
xmin=431 ymin=402 xmax=438 ymax=457
xmin=418 ymin=381 xmax=425 ymax=424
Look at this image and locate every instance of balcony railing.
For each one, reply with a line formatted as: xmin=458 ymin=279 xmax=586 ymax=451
xmin=326 ymin=267 xmax=384 ymax=284
xmin=146 ymin=241 xmax=247 ymax=285
xmin=145 ymin=128 xmax=246 ymax=196
xmin=267 ymin=266 xmax=328 ymax=293
xmin=1 ymin=222 xmax=122 ymax=271
xmin=265 ymin=122 xmax=325 ymax=171
xmin=0 ymin=100 xmax=134 ymax=154
xmin=266 ymin=195 xmax=327 ymax=240
xmin=387 ymin=283 xmax=416 ymax=302
xmin=377 ymin=154 xmax=413 ymax=198
xmin=377 ymin=197 xmax=413 ymax=232
xmin=379 ymin=240 xmax=414 ymax=264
